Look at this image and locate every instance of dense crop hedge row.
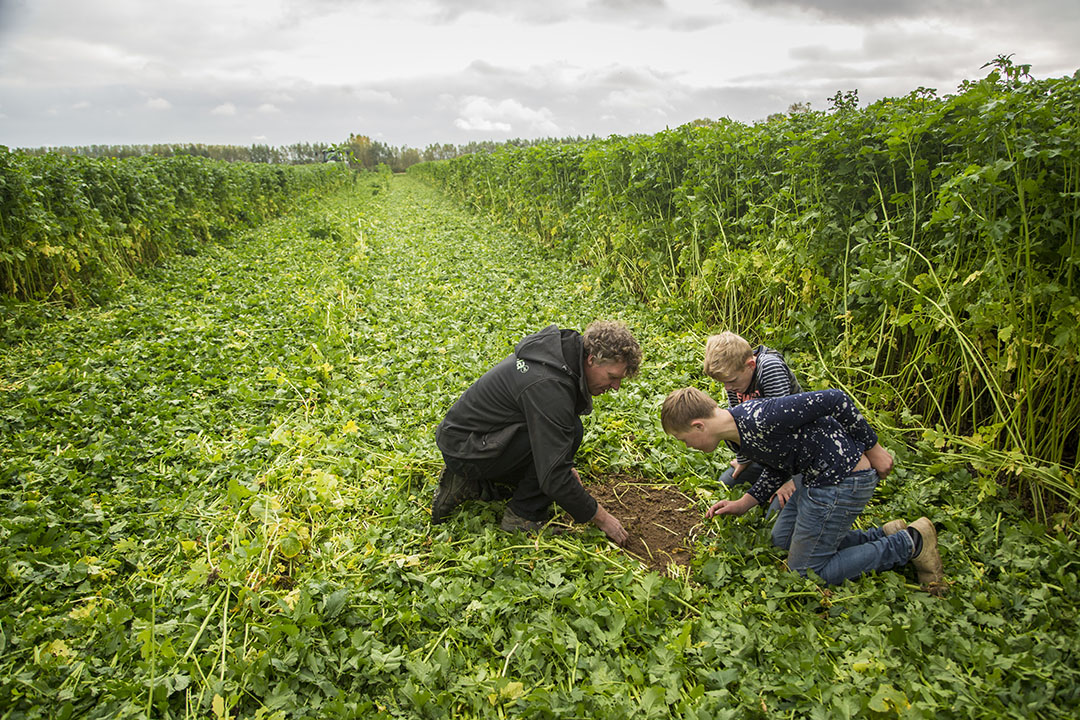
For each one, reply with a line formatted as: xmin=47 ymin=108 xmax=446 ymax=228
xmin=0 ymin=149 xmax=355 ymax=303
xmin=412 ymin=62 xmax=1080 ymax=522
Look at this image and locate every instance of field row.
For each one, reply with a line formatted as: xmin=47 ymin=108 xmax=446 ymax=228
xmin=1 ymin=176 xmax=1077 ymax=718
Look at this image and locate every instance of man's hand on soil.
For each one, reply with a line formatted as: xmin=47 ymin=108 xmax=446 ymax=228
xmin=592 ymin=504 xmax=629 ymax=546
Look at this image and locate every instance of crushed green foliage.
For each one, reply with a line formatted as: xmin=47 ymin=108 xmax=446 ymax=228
xmin=1 ymin=175 xmax=1078 ymax=718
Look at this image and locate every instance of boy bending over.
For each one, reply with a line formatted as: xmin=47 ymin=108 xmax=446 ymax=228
xmin=661 ymin=387 xmax=945 ymax=591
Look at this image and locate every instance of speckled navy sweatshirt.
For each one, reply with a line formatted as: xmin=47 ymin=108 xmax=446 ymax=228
xmin=727 ymin=389 xmax=879 ymax=505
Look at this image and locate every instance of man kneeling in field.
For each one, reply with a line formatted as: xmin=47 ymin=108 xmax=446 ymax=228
xmin=432 ymin=321 xmax=641 ymax=546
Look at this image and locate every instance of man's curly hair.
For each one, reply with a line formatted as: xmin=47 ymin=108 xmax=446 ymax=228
xmin=582 ymin=321 xmax=642 ymax=377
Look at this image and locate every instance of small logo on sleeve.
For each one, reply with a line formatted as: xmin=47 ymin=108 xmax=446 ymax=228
xmin=516 ymin=359 xmax=530 ymax=374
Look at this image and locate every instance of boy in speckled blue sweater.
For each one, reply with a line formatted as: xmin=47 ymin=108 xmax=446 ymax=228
xmin=661 ymin=387 xmax=945 ymax=592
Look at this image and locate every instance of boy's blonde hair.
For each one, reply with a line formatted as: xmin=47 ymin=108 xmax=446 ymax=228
xmin=703 ymin=332 xmax=753 ymax=380
xmin=661 ymin=387 xmax=719 ymax=434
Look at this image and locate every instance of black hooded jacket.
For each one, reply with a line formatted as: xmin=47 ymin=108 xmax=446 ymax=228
xmin=435 ymin=325 xmax=598 ymax=522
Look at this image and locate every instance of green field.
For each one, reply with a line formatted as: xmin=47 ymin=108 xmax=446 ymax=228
xmin=2 ymin=172 xmax=1078 ymax=719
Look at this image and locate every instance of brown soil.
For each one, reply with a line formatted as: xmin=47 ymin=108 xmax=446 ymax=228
xmin=580 ymin=473 xmax=703 ymax=574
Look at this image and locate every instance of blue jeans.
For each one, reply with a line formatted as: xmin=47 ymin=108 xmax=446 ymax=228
xmin=770 ymin=470 xmax=914 ymax=585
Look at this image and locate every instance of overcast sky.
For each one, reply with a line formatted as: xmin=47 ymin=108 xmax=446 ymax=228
xmin=1 ymin=0 xmax=1077 ymax=150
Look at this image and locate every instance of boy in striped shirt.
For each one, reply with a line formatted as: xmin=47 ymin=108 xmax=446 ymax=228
xmin=704 ymin=332 xmax=800 ymax=509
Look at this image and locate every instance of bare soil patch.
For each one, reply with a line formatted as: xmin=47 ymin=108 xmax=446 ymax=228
xmin=582 ymin=473 xmax=703 ymax=574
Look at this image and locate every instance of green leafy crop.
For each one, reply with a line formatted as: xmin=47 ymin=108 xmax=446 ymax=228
xmin=1 ymin=172 xmax=1078 ymax=719
xmin=0 ymin=149 xmax=355 ymax=304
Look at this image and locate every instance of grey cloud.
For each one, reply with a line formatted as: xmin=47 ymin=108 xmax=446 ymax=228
xmin=739 ymin=0 xmax=1080 ymax=69
xmin=788 ymin=24 xmax=979 ymax=80
xmin=588 ymin=0 xmax=667 ymax=10
xmin=461 ymin=60 xmax=511 ymax=78
xmin=3 ymin=0 xmax=1076 ymax=151
xmin=385 ymin=62 xmax=740 ymax=140
xmin=668 ymin=13 xmax=733 ymax=31
xmin=0 ymin=0 xmax=25 ymax=41
xmin=738 ymin=0 xmax=983 ymax=23
xmin=581 ymin=64 xmax=680 ymax=90
xmin=0 ymin=2 xmax=291 ymax=92
xmin=1 ymin=81 xmax=373 ymax=148
xmin=741 ymin=0 xmax=1079 ymax=83
xmin=421 ymin=0 xmax=571 ymax=25
xmin=361 ymin=0 xmax=728 ymax=30
xmin=585 ymin=0 xmax=730 ymax=30
xmin=730 ymin=51 xmax=1001 ymax=114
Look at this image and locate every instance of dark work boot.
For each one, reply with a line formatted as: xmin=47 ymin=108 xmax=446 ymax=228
xmin=431 ymin=466 xmax=480 ymax=524
xmin=499 ymin=507 xmax=566 ymax=535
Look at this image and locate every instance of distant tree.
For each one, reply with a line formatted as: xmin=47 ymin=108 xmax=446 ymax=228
xmin=423 ymin=143 xmax=458 ymax=161
xmin=284 ymin=142 xmax=331 ymax=164
xmin=396 ymin=147 xmax=422 ymax=172
xmin=369 ymin=140 xmax=395 ymax=168
xmin=19 ymin=134 xmax=602 ymax=168
xmin=343 ymin=134 xmax=375 ymax=169
xmin=249 ymin=144 xmax=273 ymax=163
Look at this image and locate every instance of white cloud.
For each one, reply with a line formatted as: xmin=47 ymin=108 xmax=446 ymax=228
xmin=146 ymin=97 xmax=172 ymax=111
xmin=454 ymin=96 xmax=560 ymax=135
xmin=351 ymin=88 xmax=400 ymax=105
xmin=454 ymin=116 xmax=512 ymax=133
xmin=265 ymin=91 xmax=295 ymax=104
xmin=602 ymin=87 xmax=676 ymax=115
xmin=210 ymin=102 xmax=237 ymax=116
xmin=257 ymin=103 xmax=280 ymax=114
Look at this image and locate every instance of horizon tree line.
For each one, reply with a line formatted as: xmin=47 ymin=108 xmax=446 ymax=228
xmin=15 ymin=133 xmax=601 ymax=171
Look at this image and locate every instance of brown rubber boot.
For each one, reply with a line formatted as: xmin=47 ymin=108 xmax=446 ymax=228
xmin=909 ymin=516 xmax=945 ymax=593
xmin=882 ymin=519 xmax=908 ymax=536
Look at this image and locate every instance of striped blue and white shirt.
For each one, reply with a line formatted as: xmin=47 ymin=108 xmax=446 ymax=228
xmin=724 ymin=346 xmax=801 ymax=465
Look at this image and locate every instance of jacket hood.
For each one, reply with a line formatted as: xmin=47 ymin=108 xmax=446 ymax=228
xmin=515 ymin=324 xmax=592 ymax=412
xmin=514 ymin=325 xmax=577 ymax=374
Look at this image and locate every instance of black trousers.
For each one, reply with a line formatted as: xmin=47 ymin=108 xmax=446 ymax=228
xmin=441 ymin=422 xmax=584 ymax=522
